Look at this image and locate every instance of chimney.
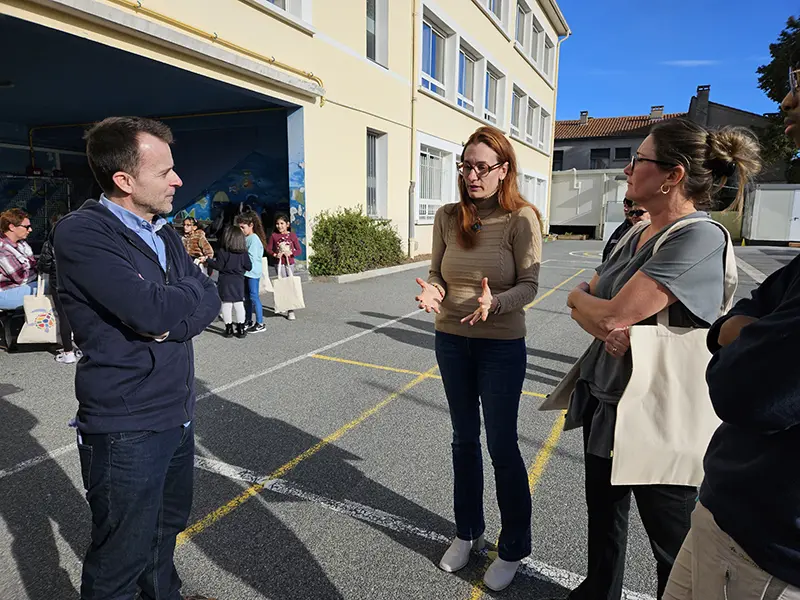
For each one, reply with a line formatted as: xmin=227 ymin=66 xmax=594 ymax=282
xmin=690 ymin=85 xmax=711 ymax=126
xmin=650 ymin=105 xmax=664 ymax=120
xmin=579 ymin=110 xmax=589 ymax=125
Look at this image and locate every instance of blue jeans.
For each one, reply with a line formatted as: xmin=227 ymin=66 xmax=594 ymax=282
xmin=435 ymin=331 xmax=531 ymax=561
xmin=244 ymin=276 xmax=263 ymax=324
xmin=0 ymin=280 xmax=42 ymax=310
xmin=78 ymin=424 xmax=195 ymax=600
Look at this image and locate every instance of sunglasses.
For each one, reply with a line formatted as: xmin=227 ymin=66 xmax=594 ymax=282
xmin=629 ymin=210 xmax=647 ymax=217
xmin=790 ymin=66 xmax=800 ymax=95
xmin=16 ymin=223 xmax=32 ymax=231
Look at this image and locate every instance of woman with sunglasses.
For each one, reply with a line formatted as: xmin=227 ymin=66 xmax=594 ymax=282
xmin=602 ymin=199 xmax=637 ymax=262
xmin=562 ymin=118 xmax=761 ymax=600
xmin=0 ymin=208 xmax=41 ymax=310
xmin=414 ymin=126 xmax=542 ymax=592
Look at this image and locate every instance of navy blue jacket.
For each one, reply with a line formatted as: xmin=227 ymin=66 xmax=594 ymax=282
xmin=700 ymin=254 xmax=800 ymax=587
xmin=54 ymin=200 xmax=221 ymax=434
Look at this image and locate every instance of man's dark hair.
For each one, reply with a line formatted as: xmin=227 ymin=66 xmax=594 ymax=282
xmin=84 ymin=117 xmax=174 ymax=195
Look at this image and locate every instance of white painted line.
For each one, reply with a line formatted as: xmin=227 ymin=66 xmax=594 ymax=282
xmin=1 ymin=309 xmax=425 ymax=480
xmin=0 ymin=443 xmax=74 ymax=480
xmin=196 ymin=308 xmax=423 ymax=400
xmin=194 ymin=456 xmax=655 ymax=600
xmin=736 ymin=257 xmax=767 ymax=284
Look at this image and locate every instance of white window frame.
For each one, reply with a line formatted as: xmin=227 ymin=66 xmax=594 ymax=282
xmin=538 ymin=108 xmax=551 ymax=151
xmin=418 ymin=145 xmax=450 ymax=223
xmin=543 ymin=35 xmax=555 ymax=78
xmin=526 ymin=98 xmax=538 ymax=145
xmin=366 ymin=129 xmax=388 ymax=218
xmin=519 ymin=171 xmax=549 ymax=222
xmin=245 ymin=0 xmax=312 ymax=24
xmin=511 ymin=88 xmax=523 ymax=138
xmin=515 ymin=2 xmax=528 ymax=46
xmin=529 ymin=15 xmax=543 ymax=65
xmin=421 ymin=18 xmax=448 ymax=97
xmin=366 ymin=0 xmax=389 ymax=67
xmin=485 ymin=0 xmax=502 ymax=21
xmin=457 ymin=46 xmax=477 ymax=112
xmin=484 ymin=64 xmax=504 ymax=125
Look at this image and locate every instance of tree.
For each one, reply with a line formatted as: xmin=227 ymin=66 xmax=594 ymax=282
xmin=757 ymin=15 xmax=800 ymax=182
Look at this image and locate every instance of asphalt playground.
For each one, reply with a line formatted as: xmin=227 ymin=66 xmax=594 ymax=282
xmin=0 ymin=240 xmax=789 ymax=600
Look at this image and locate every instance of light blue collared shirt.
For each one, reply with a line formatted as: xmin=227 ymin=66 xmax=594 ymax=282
xmin=100 ymin=195 xmax=168 ymax=272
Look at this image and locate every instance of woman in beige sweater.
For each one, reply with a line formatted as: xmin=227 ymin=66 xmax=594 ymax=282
xmin=414 ymin=126 xmax=542 ymax=592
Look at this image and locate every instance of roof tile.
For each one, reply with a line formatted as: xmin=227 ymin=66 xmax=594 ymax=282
xmin=555 ymin=113 xmax=687 ymax=140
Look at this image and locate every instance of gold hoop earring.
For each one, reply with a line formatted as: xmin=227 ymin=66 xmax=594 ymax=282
xmin=660 ymin=184 xmax=671 ymax=195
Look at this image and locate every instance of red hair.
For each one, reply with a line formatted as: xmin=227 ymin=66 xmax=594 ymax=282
xmin=456 ymin=126 xmax=541 ymax=249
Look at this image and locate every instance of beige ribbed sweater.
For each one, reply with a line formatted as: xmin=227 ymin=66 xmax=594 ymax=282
xmin=428 ymin=197 xmax=542 ymax=339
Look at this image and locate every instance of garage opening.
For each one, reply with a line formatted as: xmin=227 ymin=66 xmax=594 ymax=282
xmin=0 ymin=14 xmax=307 ymax=260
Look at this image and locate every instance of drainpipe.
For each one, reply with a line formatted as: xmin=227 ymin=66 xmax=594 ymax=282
xmin=408 ymin=0 xmax=421 ymax=257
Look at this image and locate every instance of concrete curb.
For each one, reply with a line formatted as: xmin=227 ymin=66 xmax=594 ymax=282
xmin=314 ymin=260 xmax=431 ymax=284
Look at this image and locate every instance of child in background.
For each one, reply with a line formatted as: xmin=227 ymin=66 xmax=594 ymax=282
xmin=267 ymin=213 xmax=302 ymax=321
xmin=202 ymin=226 xmax=251 ymax=339
xmin=181 ymin=217 xmax=214 ymax=260
xmin=235 ymin=211 xmax=268 ymax=333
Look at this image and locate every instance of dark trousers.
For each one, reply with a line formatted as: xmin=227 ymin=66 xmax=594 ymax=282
xmin=570 ymin=399 xmax=696 ymax=600
xmin=435 ymin=331 xmax=531 ymax=562
xmin=78 ymin=423 xmax=195 ymax=600
xmin=49 ymin=273 xmax=73 ymax=350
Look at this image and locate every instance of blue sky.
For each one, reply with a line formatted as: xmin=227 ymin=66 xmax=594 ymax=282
xmin=556 ymin=0 xmax=798 ymax=121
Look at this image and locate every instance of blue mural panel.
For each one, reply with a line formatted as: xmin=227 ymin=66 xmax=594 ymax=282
xmin=287 ymin=108 xmax=307 ymax=262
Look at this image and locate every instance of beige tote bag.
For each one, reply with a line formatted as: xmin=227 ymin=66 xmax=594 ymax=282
xmin=611 ymin=218 xmax=737 ymax=486
xmin=259 ymin=257 xmax=273 ymax=294
xmin=17 ymin=276 xmax=58 ymax=345
xmin=272 ymin=257 xmax=305 ymax=313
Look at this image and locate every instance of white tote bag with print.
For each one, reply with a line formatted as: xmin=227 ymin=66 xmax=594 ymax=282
xmin=17 ymin=276 xmax=58 ymax=345
xmin=610 ymin=218 xmax=738 ymax=486
xmin=259 ymin=257 xmax=273 ymax=294
xmin=272 ymin=257 xmax=304 ymax=313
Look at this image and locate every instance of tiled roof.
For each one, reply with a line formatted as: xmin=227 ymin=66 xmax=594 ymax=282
xmin=555 ymin=112 xmax=688 ymax=140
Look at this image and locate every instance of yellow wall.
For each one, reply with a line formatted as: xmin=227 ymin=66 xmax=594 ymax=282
xmin=2 ymin=0 xmax=566 ymax=257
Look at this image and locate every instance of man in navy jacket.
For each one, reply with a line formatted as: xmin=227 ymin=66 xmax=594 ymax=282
xmin=664 ymin=71 xmax=800 ymax=599
xmin=54 ymin=117 xmax=220 ymax=600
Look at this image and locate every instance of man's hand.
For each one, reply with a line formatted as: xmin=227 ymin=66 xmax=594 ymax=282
xmin=718 ymin=315 xmax=758 ymax=347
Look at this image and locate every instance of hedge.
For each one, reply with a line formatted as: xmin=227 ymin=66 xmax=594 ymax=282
xmin=309 ymin=207 xmax=405 ymax=276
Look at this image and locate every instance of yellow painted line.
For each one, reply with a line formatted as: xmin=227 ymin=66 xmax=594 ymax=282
xmin=311 ymin=354 xmax=546 ymax=398
xmin=466 ymin=411 xmax=568 ymax=599
xmin=176 ymin=365 xmax=439 ymax=546
xmin=311 ymin=354 xmax=432 ymax=377
xmin=524 ymin=269 xmax=587 ymax=311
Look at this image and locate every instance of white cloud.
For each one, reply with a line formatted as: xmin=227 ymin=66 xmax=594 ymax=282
xmin=661 ymin=60 xmax=721 ymax=67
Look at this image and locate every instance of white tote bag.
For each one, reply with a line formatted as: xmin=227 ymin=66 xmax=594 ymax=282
xmin=611 ymin=218 xmax=738 ymax=486
xmin=272 ymin=257 xmax=304 ymax=313
xmin=17 ymin=276 xmax=58 ymax=345
xmin=259 ymin=257 xmax=273 ymax=294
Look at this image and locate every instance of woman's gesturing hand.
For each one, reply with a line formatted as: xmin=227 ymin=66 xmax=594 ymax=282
xmin=415 ymin=278 xmax=443 ymax=314
xmin=605 ymin=326 xmax=631 ymax=358
xmin=461 ymin=277 xmax=495 ymax=326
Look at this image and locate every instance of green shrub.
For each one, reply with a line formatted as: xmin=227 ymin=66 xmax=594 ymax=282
xmin=309 ymin=206 xmax=405 ymax=276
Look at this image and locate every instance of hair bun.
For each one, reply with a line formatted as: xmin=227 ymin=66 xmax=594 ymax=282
xmin=704 ymin=157 xmax=737 ymax=178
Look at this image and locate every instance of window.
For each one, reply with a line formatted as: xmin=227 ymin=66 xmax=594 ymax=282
xmin=422 ymin=21 xmax=446 ymax=96
xmin=515 ymin=3 xmax=526 ymax=45
xmin=530 ymin=16 xmax=543 ymax=63
xmin=543 ymin=36 xmax=555 ymax=77
xmin=590 ymin=148 xmax=611 ymax=169
xmin=520 ymin=174 xmax=548 ymax=217
xmin=553 ymin=150 xmax=564 ymax=171
xmin=483 ymin=0 xmax=502 ymax=20
xmin=511 ymin=89 xmax=523 ymax=137
xmin=267 ymin=0 xmax=286 ymax=7
xmin=419 ymin=146 xmax=449 ymax=222
xmin=366 ymin=0 xmax=388 ymax=66
xmin=614 ymin=147 xmax=631 ymax=162
xmin=484 ymin=69 xmax=500 ymax=124
xmin=367 ymin=130 xmax=388 ymax=218
xmin=539 ymin=109 xmax=551 ymax=151
xmin=526 ymin=99 xmax=538 ymax=144
xmin=366 ymin=0 xmax=376 ymax=61
xmin=458 ymin=49 xmax=476 ymax=111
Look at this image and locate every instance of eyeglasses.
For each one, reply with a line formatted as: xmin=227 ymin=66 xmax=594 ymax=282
xmin=630 ymin=155 xmax=678 ymax=172
xmin=16 ymin=223 xmax=32 ymax=231
xmin=457 ymin=162 xmax=505 ymax=179
xmin=790 ymin=66 xmax=800 ymax=95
